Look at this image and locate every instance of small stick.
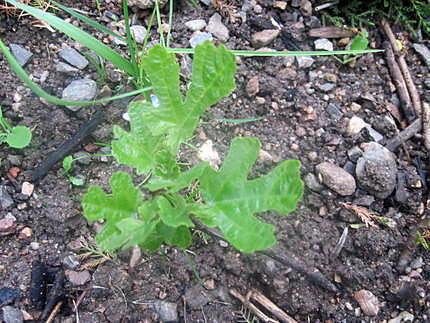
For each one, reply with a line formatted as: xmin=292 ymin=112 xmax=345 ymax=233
xmin=423 ymin=102 xmax=430 ymax=150
xmin=383 ymin=41 xmax=416 ymax=123
xmin=381 ymin=19 xmax=421 ymax=115
xmin=248 ymin=289 xmax=297 ymax=323
xmin=45 ymin=301 xmax=63 ymax=323
xmin=31 ymin=111 xmax=105 ymax=182
xmin=385 ymin=118 xmax=422 ymax=151
xmin=230 ymin=289 xmax=278 ymax=323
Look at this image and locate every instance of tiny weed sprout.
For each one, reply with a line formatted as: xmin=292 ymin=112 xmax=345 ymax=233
xmin=335 ymin=31 xmax=369 ymax=64
xmin=0 ymin=106 xmax=32 ymax=149
xmin=62 ymin=156 xmax=85 ymax=186
xmin=82 ymin=42 xmax=304 ymax=254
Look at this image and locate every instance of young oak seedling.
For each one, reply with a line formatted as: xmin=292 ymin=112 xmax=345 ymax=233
xmin=82 ymin=42 xmax=303 ymax=254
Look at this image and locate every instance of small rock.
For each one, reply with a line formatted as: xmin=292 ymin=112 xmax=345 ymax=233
xmin=279 ymin=68 xmax=297 ymax=80
xmin=410 ymin=257 xmax=423 ymax=269
xmin=203 ymin=279 xmax=215 ymax=290
xmin=73 ymin=151 xmax=92 ymax=166
xmin=348 ymin=146 xmax=363 ymax=162
xmin=65 ymin=270 xmax=91 ymax=286
xmin=21 ymin=182 xmax=34 ymax=197
xmin=128 ymin=0 xmax=167 ymax=9
xmin=413 ymin=43 xmax=430 ymax=67
xmin=0 ymin=288 xmax=20 ymax=306
xmin=296 ymin=56 xmax=314 ymax=68
xmin=273 ymin=1 xmax=287 ymax=10
xmin=55 ymin=62 xmax=79 ymax=74
xmin=0 ymin=218 xmax=17 ymax=236
xmin=63 ymin=255 xmax=80 ymax=270
xmin=356 ymin=142 xmax=397 ymax=199
xmin=314 ymin=38 xmax=334 ymax=51
xmin=7 ymin=155 xmax=22 ymax=166
xmin=58 ymin=47 xmax=89 ymax=69
xmin=206 ymin=13 xmax=229 ymax=42
xmin=189 ymin=32 xmax=213 ymax=48
xmin=130 ymin=25 xmax=147 ymax=44
xmin=18 ymin=227 xmax=32 ymax=240
xmin=326 ymin=103 xmax=343 ymax=121
xmin=251 ymin=29 xmax=280 ymax=48
xmin=0 ymin=186 xmax=14 ymax=210
xmin=347 ymin=116 xmax=383 ymax=141
xmin=185 ymin=19 xmax=207 ymax=31
xmin=304 ymin=173 xmax=324 ymax=192
xmin=2 ymin=306 xmax=23 ymax=323
xmin=30 ymin=242 xmax=40 ymax=250
xmin=353 ymin=289 xmax=380 ymax=316
xmin=198 ymin=140 xmax=220 ymax=169
xmin=62 ymin=79 xmax=97 ymax=112
xmin=9 ymin=44 xmax=33 ymax=66
xmin=152 ymin=300 xmax=178 ymax=322
xmin=300 ymin=0 xmax=312 ymax=16
xmin=318 ymin=83 xmax=336 ymax=92
xmin=246 ymin=76 xmax=259 ymax=96
xmin=316 ymin=162 xmax=356 ymax=196
xmin=388 ymin=311 xmax=414 ymax=323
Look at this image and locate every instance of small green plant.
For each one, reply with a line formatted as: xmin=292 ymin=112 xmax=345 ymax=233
xmin=416 ymin=231 xmax=430 ymax=250
xmin=82 ymin=42 xmax=304 ymax=254
xmin=62 ymin=156 xmax=85 ymax=186
xmin=0 ymin=106 xmax=32 ymax=149
xmin=335 ymin=31 xmax=369 ymax=64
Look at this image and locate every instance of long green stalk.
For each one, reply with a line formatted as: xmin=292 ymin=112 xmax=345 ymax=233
xmin=0 ymin=39 xmax=150 ymax=106
xmin=3 ymin=0 xmax=136 ymax=78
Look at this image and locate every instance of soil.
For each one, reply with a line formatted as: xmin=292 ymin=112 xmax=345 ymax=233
xmin=1 ymin=1 xmax=429 ymax=322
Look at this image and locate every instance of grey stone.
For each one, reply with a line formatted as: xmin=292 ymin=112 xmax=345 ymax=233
xmin=62 ymin=79 xmax=97 ymax=112
xmin=199 ymin=0 xmax=211 ymax=5
xmin=185 ymin=19 xmax=207 ymax=32
xmin=251 ymin=29 xmax=280 ymax=48
xmin=206 ymin=13 xmax=229 ymax=42
xmin=58 ymin=47 xmax=88 ymax=69
xmin=0 ymin=186 xmax=14 ymax=210
xmin=314 ymin=38 xmax=333 ymax=51
xmin=130 ymin=25 xmax=147 ymax=44
xmin=9 ymin=44 xmax=33 ymax=67
xmin=316 ymin=162 xmax=356 ymax=196
xmin=7 ymin=155 xmax=22 ymax=166
xmin=413 ymin=43 xmax=430 ymax=67
xmin=300 ymin=0 xmax=312 ymax=16
xmin=128 ymin=0 xmax=167 ymax=9
xmin=388 ymin=311 xmax=414 ymax=323
xmin=56 ymin=62 xmax=79 ymax=74
xmin=347 ymin=116 xmax=383 ymax=141
xmin=353 ymin=195 xmax=375 ymax=207
xmin=410 ymin=257 xmax=423 ymax=269
xmin=326 ymin=103 xmax=343 ymax=121
xmin=189 ymin=32 xmax=213 ymax=48
xmin=2 ymin=306 xmax=23 ymax=323
xmin=152 ymin=300 xmax=178 ymax=322
xmin=318 ymin=83 xmax=336 ymax=92
xmin=296 ymin=56 xmax=314 ymax=68
xmin=347 ymin=146 xmax=363 ymax=162
xmin=63 ymin=255 xmax=80 ymax=270
xmin=65 ymin=270 xmax=91 ymax=286
xmin=356 ymin=142 xmax=397 ymax=199
xmin=304 ymin=173 xmax=324 ymax=192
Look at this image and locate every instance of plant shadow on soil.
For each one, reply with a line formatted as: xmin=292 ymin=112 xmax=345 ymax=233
xmin=0 ymin=0 xmax=429 ymax=322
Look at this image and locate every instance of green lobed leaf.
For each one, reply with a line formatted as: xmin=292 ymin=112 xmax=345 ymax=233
xmin=195 ymin=137 xmax=303 ymax=253
xmin=138 ymin=42 xmax=236 ymax=150
xmin=83 ymin=172 xmax=141 ymax=222
xmin=63 ymin=156 xmax=74 ymax=173
xmin=350 ymin=31 xmax=369 ymax=51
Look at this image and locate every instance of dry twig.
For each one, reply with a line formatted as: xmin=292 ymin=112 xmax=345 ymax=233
xmin=422 ymin=102 xmax=430 ymax=150
xmin=230 ymin=289 xmax=278 ymax=323
xmin=248 ymin=290 xmax=297 ymax=323
xmin=45 ymin=301 xmax=63 ymax=323
xmin=341 ymin=203 xmax=378 ymax=227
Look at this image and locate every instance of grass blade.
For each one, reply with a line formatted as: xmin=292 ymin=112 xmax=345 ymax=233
xmin=168 ymin=48 xmax=383 ymax=57
xmin=0 ymin=38 xmax=150 ymax=106
xmin=50 ymin=0 xmax=126 ymax=42
xmin=214 ymin=117 xmax=263 ymax=124
xmin=4 ymin=0 xmax=136 ymax=77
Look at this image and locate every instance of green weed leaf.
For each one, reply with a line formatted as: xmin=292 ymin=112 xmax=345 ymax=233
xmin=195 ymin=137 xmax=303 ymax=253
xmin=350 ymin=31 xmax=369 ymax=51
xmin=5 ymin=125 xmax=32 ymax=149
